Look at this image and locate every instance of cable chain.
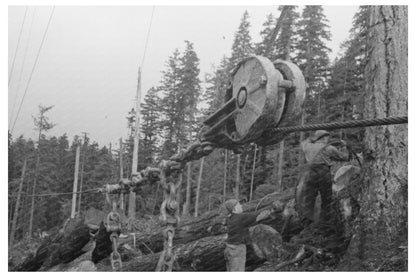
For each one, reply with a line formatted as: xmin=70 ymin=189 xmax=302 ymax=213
xmin=170 ymin=141 xmax=215 ymax=164
xmin=110 ymin=232 xmax=122 ymax=271
xmin=105 ymin=198 xmax=122 ymax=271
xmin=156 ymin=160 xmax=183 ymax=271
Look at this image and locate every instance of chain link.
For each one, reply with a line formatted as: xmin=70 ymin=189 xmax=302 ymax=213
xmin=156 ymin=161 xmax=183 ymax=271
xmin=105 ymin=197 xmax=123 ymax=271
xmin=110 ymin=232 xmax=122 ymax=271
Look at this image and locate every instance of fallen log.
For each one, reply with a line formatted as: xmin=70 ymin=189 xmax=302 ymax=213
xmin=13 ymin=218 xmax=89 ymax=271
xmin=129 ymin=188 xmax=297 ymax=255
xmin=13 ymin=217 xmax=102 ymax=271
xmin=97 ymin=234 xmax=266 ymax=271
xmin=13 ymin=183 xmax=355 ymax=272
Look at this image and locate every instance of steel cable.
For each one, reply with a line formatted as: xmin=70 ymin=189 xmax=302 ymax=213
xmin=8 ymin=6 xmax=28 ymax=86
xmin=271 ymin=116 xmax=407 ymax=133
xmin=11 ymin=6 xmax=55 ymax=134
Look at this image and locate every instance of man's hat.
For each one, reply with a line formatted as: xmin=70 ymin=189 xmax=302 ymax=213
xmin=312 ymin=130 xmax=330 ymax=142
xmin=224 ymin=199 xmax=239 ymax=213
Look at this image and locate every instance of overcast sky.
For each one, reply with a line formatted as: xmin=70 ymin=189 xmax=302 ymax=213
xmin=8 ymin=5 xmax=358 ymax=148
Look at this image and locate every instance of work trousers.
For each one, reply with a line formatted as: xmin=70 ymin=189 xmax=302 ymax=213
xmin=296 ymin=163 xmax=333 ymax=222
xmin=224 ymin=243 xmax=246 ymax=271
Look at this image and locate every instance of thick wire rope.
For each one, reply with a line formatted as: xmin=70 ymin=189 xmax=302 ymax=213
xmin=8 ymin=6 xmax=28 ymax=86
xmin=10 ymin=6 xmax=55 ymax=134
xmin=270 ymin=116 xmax=407 ymax=133
xmin=9 ymin=8 xmax=37 ymax=128
xmin=8 ymin=188 xmax=99 ymax=198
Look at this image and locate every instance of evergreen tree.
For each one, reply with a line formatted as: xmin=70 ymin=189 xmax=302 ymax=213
xmin=178 ymin=41 xmax=201 ymax=142
xmin=203 ymin=56 xmax=230 ymax=115
xmin=139 ymin=87 xmax=161 ymax=168
xmin=159 ymin=42 xmax=201 ymax=158
xmin=28 ymin=105 xmax=55 ymax=238
xmin=255 ymin=13 xmax=276 ymax=56
xmin=255 ymin=6 xmax=299 ymax=60
xmin=295 ymin=5 xmax=332 ymax=94
xmin=159 ymin=49 xmax=182 ymax=158
xmin=322 ymin=6 xmax=370 ymax=149
xmin=294 ymin=6 xmax=332 ymax=168
xmin=229 ymin=10 xmax=254 ymax=70
xmin=275 ymin=6 xmax=299 ymax=60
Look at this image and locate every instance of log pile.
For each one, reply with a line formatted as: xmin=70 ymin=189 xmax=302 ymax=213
xmin=11 ymin=185 xmax=357 ymax=272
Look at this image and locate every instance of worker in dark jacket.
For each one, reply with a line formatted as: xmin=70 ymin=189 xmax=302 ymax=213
xmin=223 ymin=199 xmax=272 ymax=271
xmin=296 ymin=130 xmax=350 ymax=225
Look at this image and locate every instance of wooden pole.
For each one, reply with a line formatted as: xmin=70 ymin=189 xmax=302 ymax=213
xmin=235 ymin=154 xmax=241 ymax=199
xmin=71 ymin=144 xmax=80 ymax=219
xmin=128 ymin=67 xmax=142 ymax=229
xmin=276 ymin=140 xmax=285 ymax=192
xmin=249 ymin=145 xmax=258 ymax=201
xmin=194 ymin=157 xmax=204 ymax=217
xmin=222 ymin=150 xmax=228 ymax=203
xmin=9 ymin=159 xmax=27 ymax=246
xmin=119 ymin=138 xmax=124 ymax=212
xmin=77 ymin=132 xmax=88 ymax=215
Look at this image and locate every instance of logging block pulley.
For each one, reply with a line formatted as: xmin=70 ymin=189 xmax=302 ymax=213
xmin=199 ymin=55 xmax=306 ymax=150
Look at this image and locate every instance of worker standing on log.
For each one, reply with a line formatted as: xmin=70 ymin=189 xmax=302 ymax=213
xmin=223 ymin=199 xmax=272 ymax=271
xmin=296 ymin=130 xmax=350 ymax=225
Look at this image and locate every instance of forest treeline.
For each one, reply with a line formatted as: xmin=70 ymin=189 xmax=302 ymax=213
xmin=8 ymin=6 xmax=370 ymax=243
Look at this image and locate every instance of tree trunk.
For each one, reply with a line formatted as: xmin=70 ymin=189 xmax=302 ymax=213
xmin=71 ymin=145 xmax=80 ymax=218
xmin=298 ymin=111 xmax=305 ymax=168
xmin=249 ymin=145 xmax=258 ymax=201
xmin=222 ymin=150 xmax=228 ymax=202
xmin=242 ymin=152 xmax=249 ymax=189
xmin=194 ymin=157 xmax=204 ymax=217
xmin=119 ymin=138 xmax=125 ymax=212
xmin=276 ymin=140 xmax=285 ymax=192
xmin=28 ymin=154 xmax=40 ymax=239
xmin=131 ymin=188 xmax=295 ymax=255
xmin=97 ymin=234 xmax=264 ymax=272
xmin=183 ymin=162 xmax=192 ymax=216
xmin=338 ymin=5 xmax=408 ymax=271
xmin=13 ymin=218 xmax=91 ymax=271
xmin=9 ymin=159 xmax=27 ymax=246
xmin=235 ymin=154 xmax=241 ymax=199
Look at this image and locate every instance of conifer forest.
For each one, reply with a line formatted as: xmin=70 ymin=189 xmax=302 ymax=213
xmin=8 ymin=5 xmax=408 ymax=272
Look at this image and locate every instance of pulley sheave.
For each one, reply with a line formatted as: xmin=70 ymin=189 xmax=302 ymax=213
xmin=200 ymin=55 xmax=306 ymax=149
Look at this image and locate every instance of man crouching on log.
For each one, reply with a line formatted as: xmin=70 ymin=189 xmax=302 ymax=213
xmin=223 ymin=199 xmax=274 ymax=271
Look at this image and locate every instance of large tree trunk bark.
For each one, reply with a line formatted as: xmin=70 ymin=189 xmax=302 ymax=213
xmin=338 ymin=5 xmax=408 ymax=271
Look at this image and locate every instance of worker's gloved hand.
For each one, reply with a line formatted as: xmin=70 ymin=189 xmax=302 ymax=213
xmin=256 ymin=210 xmax=271 ymax=222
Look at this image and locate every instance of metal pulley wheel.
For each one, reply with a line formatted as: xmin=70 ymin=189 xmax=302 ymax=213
xmin=272 ymin=59 xmax=306 ymax=128
xmin=229 ymin=55 xmax=306 ymax=143
xmin=200 ymin=55 xmax=305 ymax=147
xmin=229 ymin=56 xmax=281 ymax=142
